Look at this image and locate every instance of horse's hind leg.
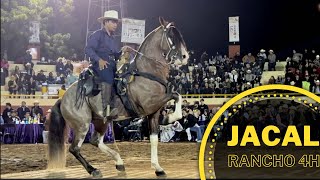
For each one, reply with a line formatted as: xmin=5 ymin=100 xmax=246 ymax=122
xmin=69 ymin=123 xmax=102 ymax=177
xmin=90 ymin=124 xmax=125 ymax=172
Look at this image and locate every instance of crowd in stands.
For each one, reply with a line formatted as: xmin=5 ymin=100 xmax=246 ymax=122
xmin=1 ymin=48 xmax=319 ymax=97
xmin=1 ymin=56 xmax=78 ymax=96
xmin=267 ymin=49 xmax=320 ymax=93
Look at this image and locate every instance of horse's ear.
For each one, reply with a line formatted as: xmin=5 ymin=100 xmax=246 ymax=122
xmin=159 ymin=17 xmax=167 ymax=27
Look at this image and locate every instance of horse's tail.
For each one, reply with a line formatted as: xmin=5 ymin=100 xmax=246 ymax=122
xmin=47 ymin=99 xmax=67 ymax=169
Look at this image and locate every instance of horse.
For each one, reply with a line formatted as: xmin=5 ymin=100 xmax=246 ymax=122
xmin=47 ymin=17 xmax=189 ymax=178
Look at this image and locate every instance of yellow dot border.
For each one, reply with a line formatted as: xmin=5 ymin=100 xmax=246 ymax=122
xmin=209 ymin=93 xmax=319 ymax=143
xmin=199 ymin=85 xmax=320 ymax=180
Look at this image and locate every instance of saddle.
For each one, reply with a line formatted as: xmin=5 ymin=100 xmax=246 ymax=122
xmin=78 ymin=66 xmax=101 ymax=97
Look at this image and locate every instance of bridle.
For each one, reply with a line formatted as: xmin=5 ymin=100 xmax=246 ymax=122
xmin=125 ymin=23 xmax=183 ymax=67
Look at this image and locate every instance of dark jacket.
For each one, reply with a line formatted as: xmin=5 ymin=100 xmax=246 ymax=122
xmin=85 ymin=28 xmax=121 ymax=84
xmin=17 ymin=106 xmax=30 ymax=120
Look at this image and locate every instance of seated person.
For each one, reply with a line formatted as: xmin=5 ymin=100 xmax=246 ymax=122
xmin=122 ymin=118 xmax=144 ymax=141
xmin=159 ymin=110 xmax=184 ymax=142
xmin=180 ymin=108 xmax=203 ymax=142
xmin=8 ymin=110 xmax=21 ymax=124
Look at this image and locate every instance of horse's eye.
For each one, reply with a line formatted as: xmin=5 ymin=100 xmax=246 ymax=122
xmin=182 ymin=55 xmax=186 ymax=59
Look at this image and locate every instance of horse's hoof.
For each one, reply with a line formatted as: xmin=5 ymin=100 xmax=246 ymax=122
xmin=91 ymin=169 xmax=103 ymax=178
xmin=155 ymin=171 xmax=167 ymax=177
xmin=116 ymin=165 xmax=126 ymax=172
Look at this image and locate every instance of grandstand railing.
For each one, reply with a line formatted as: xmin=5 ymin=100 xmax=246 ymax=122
xmin=1 ymin=93 xmax=319 ymax=99
xmin=1 ymin=94 xmax=59 ymax=99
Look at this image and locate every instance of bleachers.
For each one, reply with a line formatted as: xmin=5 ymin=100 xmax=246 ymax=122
xmin=2 ymin=61 xmax=86 ymax=91
xmin=261 ymin=61 xmax=286 ymax=85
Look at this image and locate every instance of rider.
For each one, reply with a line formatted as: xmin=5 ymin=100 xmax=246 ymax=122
xmin=85 ymin=10 xmax=128 ymax=120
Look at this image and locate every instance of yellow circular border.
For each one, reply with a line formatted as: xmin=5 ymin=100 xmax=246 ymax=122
xmin=199 ymin=85 xmax=320 ymax=180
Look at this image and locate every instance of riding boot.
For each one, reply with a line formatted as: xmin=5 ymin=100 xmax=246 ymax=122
xmin=101 ymin=82 xmax=118 ymax=123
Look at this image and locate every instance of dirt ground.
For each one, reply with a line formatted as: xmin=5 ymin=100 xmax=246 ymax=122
xmin=0 ymin=142 xmax=200 ymax=175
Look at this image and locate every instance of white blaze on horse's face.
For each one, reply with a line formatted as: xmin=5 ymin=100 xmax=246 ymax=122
xmin=174 ymin=44 xmax=189 ymax=67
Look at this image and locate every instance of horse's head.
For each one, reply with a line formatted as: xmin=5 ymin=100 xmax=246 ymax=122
xmin=157 ymin=17 xmax=189 ymax=67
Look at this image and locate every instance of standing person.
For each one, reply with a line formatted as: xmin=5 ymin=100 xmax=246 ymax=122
xmin=31 ymin=100 xmax=44 ymax=119
xmin=85 ymin=10 xmax=128 ymax=120
xmin=268 ymin=50 xmax=277 ymax=71
xmin=17 ymin=101 xmax=30 ymax=120
xmin=2 ymin=103 xmax=13 ymax=123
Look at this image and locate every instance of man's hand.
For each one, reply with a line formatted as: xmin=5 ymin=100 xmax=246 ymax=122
xmin=121 ymin=45 xmax=132 ymax=52
xmin=99 ymin=59 xmax=110 ymax=70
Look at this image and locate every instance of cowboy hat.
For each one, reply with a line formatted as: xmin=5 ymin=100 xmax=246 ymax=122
xmin=269 ymin=49 xmax=274 ymax=53
xmin=260 ymin=49 xmax=266 ymax=53
xmin=97 ymin=10 xmax=120 ymax=23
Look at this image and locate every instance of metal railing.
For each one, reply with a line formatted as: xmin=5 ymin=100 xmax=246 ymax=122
xmin=1 ymin=94 xmax=59 ymax=99
xmin=1 ymin=93 xmax=319 ymax=100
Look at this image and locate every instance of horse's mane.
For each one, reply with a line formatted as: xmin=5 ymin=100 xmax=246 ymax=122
xmin=169 ymin=26 xmax=186 ymax=50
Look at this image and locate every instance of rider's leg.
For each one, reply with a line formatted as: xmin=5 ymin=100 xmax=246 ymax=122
xmin=101 ymin=82 xmax=118 ymax=120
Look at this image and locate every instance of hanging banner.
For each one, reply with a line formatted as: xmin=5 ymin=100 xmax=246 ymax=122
xmin=121 ymin=18 xmax=145 ymax=44
xmin=229 ymin=16 xmax=240 ymax=42
xmin=29 ymin=21 xmax=40 ymax=44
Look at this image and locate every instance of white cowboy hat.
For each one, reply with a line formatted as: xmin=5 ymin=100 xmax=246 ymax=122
xmin=97 ymin=10 xmax=120 ymax=23
xmin=269 ymin=49 xmax=274 ymax=53
xmin=260 ymin=49 xmax=265 ymax=53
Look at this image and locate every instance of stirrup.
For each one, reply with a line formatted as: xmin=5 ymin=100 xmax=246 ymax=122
xmin=102 ymin=105 xmax=119 ymax=123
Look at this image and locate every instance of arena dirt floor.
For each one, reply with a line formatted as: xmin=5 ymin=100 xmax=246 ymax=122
xmin=0 ymin=142 xmax=201 ymax=179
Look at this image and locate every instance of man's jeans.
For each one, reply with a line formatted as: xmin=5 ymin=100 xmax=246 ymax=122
xmin=186 ymin=124 xmax=203 ymax=141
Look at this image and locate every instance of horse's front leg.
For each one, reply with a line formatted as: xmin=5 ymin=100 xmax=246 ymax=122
xmin=149 ymin=110 xmax=166 ymax=177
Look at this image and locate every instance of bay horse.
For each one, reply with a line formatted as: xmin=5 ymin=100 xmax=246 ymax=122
xmin=47 ymin=17 xmax=189 ymax=177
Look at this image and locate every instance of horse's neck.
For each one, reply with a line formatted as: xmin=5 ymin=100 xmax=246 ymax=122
xmin=134 ymin=30 xmax=169 ymax=82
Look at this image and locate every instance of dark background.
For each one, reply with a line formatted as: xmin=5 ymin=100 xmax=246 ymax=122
xmin=76 ymin=0 xmax=320 ymax=59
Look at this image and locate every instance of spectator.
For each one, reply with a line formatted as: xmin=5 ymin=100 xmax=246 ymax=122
xmin=44 ymin=109 xmax=51 ymax=130
xmin=180 ymin=108 xmax=202 ymax=142
xmin=56 ymin=58 xmax=65 ymax=74
xmin=312 ymin=80 xmax=320 ymax=93
xmin=242 ymin=53 xmax=255 ymax=64
xmin=302 ymin=75 xmax=311 ymax=91
xmin=36 ymin=70 xmax=47 ymax=85
xmin=268 ymin=76 xmax=276 ymax=84
xmin=55 ymin=72 xmax=66 ymax=84
xmin=17 ymin=101 xmax=31 ymax=120
xmin=29 ymin=77 xmax=37 ymax=96
xmin=47 ymin=72 xmax=56 ymax=84
xmin=64 ymin=60 xmax=74 ymax=74
xmin=1 ymin=59 xmax=9 ymax=78
xmin=22 ymin=112 xmax=32 ymax=124
xmin=2 ymin=103 xmax=13 ymax=123
xmin=257 ymin=49 xmax=267 ymax=71
xmin=9 ymin=110 xmax=21 ymax=124
xmin=8 ymin=75 xmax=18 ymax=96
xmin=58 ymin=85 xmax=66 ymax=99
xmin=31 ymin=100 xmax=44 ymax=118
xmin=294 ymin=74 xmax=302 ymax=88
xmin=268 ymin=50 xmax=277 ymax=71
xmin=23 ymin=49 xmax=34 ymax=68
xmin=66 ymin=70 xmax=78 ymax=87
xmin=292 ymin=50 xmax=303 ymax=64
